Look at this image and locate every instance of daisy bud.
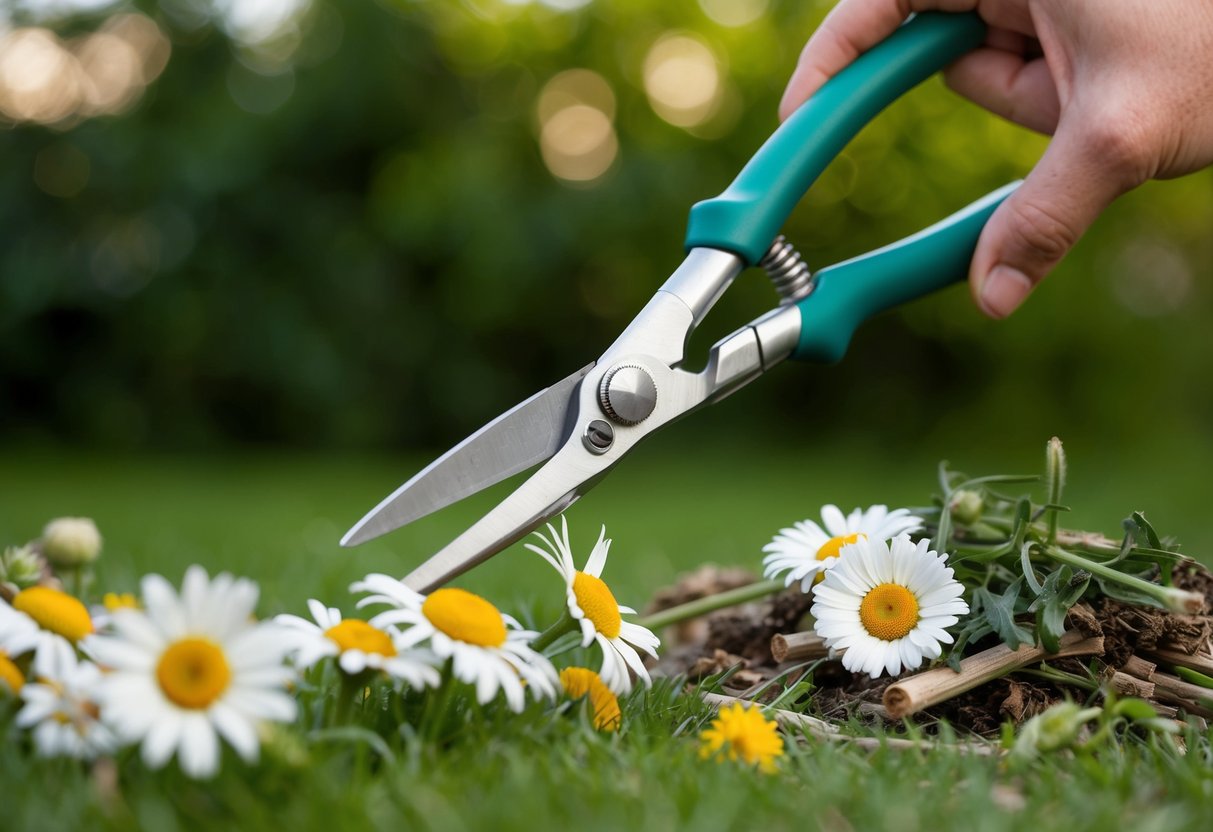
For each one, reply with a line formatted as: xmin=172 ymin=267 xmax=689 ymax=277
xmin=948 ymin=489 xmax=984 ymax=526
xmin=41 ymin=518 xmax=103 ymax=568
xmin=1045 ymin=437 xmax=1067 ymax=506
xmin=0 ymin=544 xmax=44 ymax=590
xmin=1012 ymin=702 xmax=1100 ymax=760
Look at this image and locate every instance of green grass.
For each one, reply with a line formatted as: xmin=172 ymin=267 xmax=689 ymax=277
xmin=3 ymin=434 xmax=1213 ymax=831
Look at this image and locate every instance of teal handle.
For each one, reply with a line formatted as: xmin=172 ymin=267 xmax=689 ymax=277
xmin=684 ymin=11 xmax=986 ymax=263
xmin=793 ymin=182 xmax=1020 ymax=363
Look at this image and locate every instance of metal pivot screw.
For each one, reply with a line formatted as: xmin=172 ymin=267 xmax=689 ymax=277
xmin=583 ymin=419 xmax=615 ymax=454
xmin=598 ymin=363 xmax=658 ymax=425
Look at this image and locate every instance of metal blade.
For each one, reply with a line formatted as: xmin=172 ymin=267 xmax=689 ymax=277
xmin=401 ymin=439 xmax=613 ymax=592
xmin=341 ymin=363 xmax=593 ymax=547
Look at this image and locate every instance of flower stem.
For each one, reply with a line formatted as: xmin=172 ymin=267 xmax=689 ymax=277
xmin=634 ymin=579 xmax=785 ymax=632
xmin=1040 ymin=545 xmax=1203 ymax=614
xmin=333 ymin=673 xmax=362 ymax=725
xmin=530 ymin=610 xmax=577 ymax=653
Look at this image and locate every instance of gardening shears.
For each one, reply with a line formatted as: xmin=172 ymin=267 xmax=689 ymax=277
xmin=342 ymin=12 xmax=1019 ymax=592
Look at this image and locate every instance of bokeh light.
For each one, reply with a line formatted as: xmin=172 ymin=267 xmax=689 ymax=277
xmin=698 ymin=0 xmax=768 ymax=27
xmin=0 ymin=14 xmax=170 ymax=126
xmin=642 ymin=33 xmax=722 ymax=128
xmin=1108 ymin=239 xmax=1193 ymax=317
xmin=536 ymin=69 xmax=618 ymax=184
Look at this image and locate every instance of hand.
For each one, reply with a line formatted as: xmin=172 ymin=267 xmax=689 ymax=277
xmin=780 ymin=0 xmax=1213 ymax=318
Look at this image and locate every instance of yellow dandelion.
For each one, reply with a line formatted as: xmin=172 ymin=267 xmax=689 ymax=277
xmin=0 ymin=650 xmax=24 ymax=695
xmin=13 ymin=586 xmax=93 ymax=642
xmin=560 ymin=667 xmax=621 ymax=732
xmin=102 ymin=592 xmax=139 ymax=612
xmin=699 ymin=702 xmax=784 ymax=773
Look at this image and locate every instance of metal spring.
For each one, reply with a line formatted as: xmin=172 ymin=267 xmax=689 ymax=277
xmin=759 ymin=235 xmax=813 ymax=304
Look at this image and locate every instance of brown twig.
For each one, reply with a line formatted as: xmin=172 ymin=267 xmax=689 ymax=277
xmin=883 ymin=631 xmax=1106 ymax=719
xmin=1121 ymin=655 xmax=1157 ymax=681
xmin=701 ymin=693 xmax=999 ymax=755
xmin=1152 ymin=672 xmax=1213 ymax=718
xmin=770 ymin=631 xmax=838 ymax=664
xmin=1110 ymin=671 xmax=1155 ymax=699
xmin=1145 ymin=647 xmax=1213 ymax=677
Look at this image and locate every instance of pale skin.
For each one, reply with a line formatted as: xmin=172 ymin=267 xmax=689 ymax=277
xmin=780 ymin=0 xmax=1213 ymax=318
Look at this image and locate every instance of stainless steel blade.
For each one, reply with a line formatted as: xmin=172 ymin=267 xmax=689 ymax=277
xmin=340 ymin=363 xmax=593 ymax=547
xmin=400 ymin=437 xmax=612 ymax=592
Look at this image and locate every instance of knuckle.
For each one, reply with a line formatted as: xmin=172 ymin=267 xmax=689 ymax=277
xmin=1006 ymin=200 xmax=1078 ymax=267
xmin=1080 ymin=110 xmax=1156 ymax=185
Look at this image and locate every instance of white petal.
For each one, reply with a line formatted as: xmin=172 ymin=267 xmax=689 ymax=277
xmin=179 ymin=712 xmax=220 ymax=779
xmin=209 ymin=701 xmax=259 ymax=763
xmin=142 ymin=708 xmax=184 ymax=769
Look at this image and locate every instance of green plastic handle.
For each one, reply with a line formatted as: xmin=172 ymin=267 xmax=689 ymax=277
xmin=793 ymin=181 xmax=1020 ymax=363
xmin=684 ymin=12 xmax=986 ymax=263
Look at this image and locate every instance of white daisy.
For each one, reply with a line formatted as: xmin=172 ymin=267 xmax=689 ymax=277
xmin=763 ymin=504 xmax=923 ymax=591
xmin=811 ymin=534 xmax=970 ymax=679
xmin=351 ymin=574 xmax=557 ymax=713
xmin=16 ymin=643 xmax=116 ymax=760
xmin=526 ymin=518 xmax=660 ymax=694
xmin=84 ymin=566 xmax=297 ymax=779
xmin=275 ymin=599 xmax=441 ymax=689
xmin=1 ymin=590 xmax=88 ymax=678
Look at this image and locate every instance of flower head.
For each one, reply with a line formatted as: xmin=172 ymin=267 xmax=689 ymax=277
xmin=763 ymin=504 xmax=923 ymax=591
xmin=16 ymin=643 xmax=115 ymax=760
xmin=84 ymin=566 xmax=296 ymax=779
xmin=527 ymin=518 xmax=660 ymax=694
xmin=275 ymin=599 xmax=440 ymax=689
xmin=810 ymin=534 xmax=969 ymax=679
xmin=41 ymin=517 xmax=103 ymax=568
xmin=699 ymin=702 xmax=784 ymax=773
xmin=559 ymin=667 xmax=621 ymax=732
xmin=0 ymin=650 xmax=24 ymax=695
xmin=352 ymin=574 xmax=557 ymax=712
xmin=1 ymin=594 xmax=80 ymax=678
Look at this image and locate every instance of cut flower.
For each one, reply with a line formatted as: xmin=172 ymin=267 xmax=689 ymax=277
xmin=16 ymin=642 xmax=115 ymax=760
xmin=527 ymin=518 xmax=660 ymax=694
xmin=763 ymin=504 xmax=923 ymax=591
xmin=811 ymin=534 xmax=969 ymax=679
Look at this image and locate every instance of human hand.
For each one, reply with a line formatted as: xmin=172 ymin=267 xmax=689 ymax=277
xmin=780 ymin=1 xmax=1213 ymax=318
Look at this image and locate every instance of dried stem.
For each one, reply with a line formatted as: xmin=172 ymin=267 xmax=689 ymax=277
xmin=1145 ymin=647 xmax=1213 ymax=677
xmin=1152 ymin=672 xmax=1213 ymax=718
xmin=1121 ymin=655 xmax=1158 ymax=681
xmin=883 ymin=631 xmax=1105 ymax=719
xmin=1109 ymin=671 xmax=1155 ymax=699
xmin=701 ymin=693 xmax=999 ymax=755
xmin=770 ymin=631 xmax=839 ymax=664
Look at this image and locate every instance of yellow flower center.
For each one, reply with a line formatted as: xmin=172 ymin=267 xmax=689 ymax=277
xmin=13 ymin=586 xmax=93 ymax=642
xmin=324 ymin=619 xmax=397 ymax=657
xmin=102 ymin=592 xmax=139 ymax=612
xmin=698 ymin=702 xmax=784 ymax=773
xmin=560 ymin=667 xmax=622 ymax=732
xmin=421 ymin=588 xmax=507 ymax=647
xmin=572 ymin=572 xmax=622 ymax=639
xmin=0 ymin=651 xmax=24 ymax=695
xmin=858 ymin=583 xmax=920 ymax=641
xmin=156 ymin=638 xmax=232 ymax=710
xmin=816 ymin=532 xmax=866 ymax=561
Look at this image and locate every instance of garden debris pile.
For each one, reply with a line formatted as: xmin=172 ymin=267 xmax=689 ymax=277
xmin=649 ymin=559 xmax=1213 ymax=735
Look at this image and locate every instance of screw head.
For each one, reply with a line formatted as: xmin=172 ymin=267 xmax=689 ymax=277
xmin=582 ymin=419 xmax=614 ymax=454
xmin=599 ymin=364 xmax=657 ymax=425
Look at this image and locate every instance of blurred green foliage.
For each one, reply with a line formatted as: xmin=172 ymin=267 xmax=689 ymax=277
xmin=0 ymin=0 xmax=1210 ymax=454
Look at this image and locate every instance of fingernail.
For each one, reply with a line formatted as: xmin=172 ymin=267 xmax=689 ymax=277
xmin=979 ymin=265 xmax=1033 ymax=319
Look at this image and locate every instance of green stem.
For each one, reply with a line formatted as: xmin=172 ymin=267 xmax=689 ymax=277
xmin=333 ymin=673 xmax=363 ymax=725
xmin=530 ymin=610 xmax=577 ymax=653
xmin=634 ymin=579 xmax=785 ymax=632
xmin=1040 ymin=545 xmax=1201 ymax=613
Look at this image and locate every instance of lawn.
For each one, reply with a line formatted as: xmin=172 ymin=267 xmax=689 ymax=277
xmin=3 ymin=431 xmax=1213 ymax=831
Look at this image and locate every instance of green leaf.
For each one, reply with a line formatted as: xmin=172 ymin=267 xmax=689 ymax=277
xmin=1095 ymin=577 xmax=1167 ymax=610
xmin=975 ymin=579 xmax=1034 ymax=650
xmin=1128 ymin=512 xmax=1163 ymax=550
xmin=1029 ymin=567 xmax=1091 ymax=653
xmin=1112 ymin=698 xmax=1160 ymax=721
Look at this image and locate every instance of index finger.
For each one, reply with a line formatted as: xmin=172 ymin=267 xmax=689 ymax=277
xmin=779 ymin=0 xmax=979 ymax=120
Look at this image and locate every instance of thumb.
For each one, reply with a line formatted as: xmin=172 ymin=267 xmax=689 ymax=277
xmin=971 ymin=123 xmax=1132 ymax=318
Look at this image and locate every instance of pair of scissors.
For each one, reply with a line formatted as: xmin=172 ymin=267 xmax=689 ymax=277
xmin=341 ymin=12 xmax=1020 ymax=592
